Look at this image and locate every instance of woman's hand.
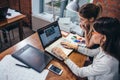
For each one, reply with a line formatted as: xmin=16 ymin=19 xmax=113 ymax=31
xmin=52 ymin=47 xmax=67 ymax=60
xmin=61 ymin=42 xmax=78 ymax=50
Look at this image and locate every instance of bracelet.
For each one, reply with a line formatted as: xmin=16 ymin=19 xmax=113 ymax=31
xmin=64 ymin=57 xmax=69 ymax=62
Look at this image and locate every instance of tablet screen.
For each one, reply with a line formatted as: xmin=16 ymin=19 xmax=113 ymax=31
xmin=12 ymin=44 xmax=53 ymax=73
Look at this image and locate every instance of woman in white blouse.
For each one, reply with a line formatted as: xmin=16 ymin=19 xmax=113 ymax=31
xmin=52 ymin=17 xmax=120 ymax=80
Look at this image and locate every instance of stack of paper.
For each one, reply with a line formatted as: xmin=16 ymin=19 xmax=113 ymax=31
xmin=6 ymin=8 xmax=21 ymax=19
xmin=0 ymin=55 xmax=49 ymax=80
xmin=58 ymin=18 xmax=72 ymax=32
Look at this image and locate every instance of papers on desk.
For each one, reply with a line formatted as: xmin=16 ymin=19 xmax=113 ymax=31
xmin=0 ymin=55 xmax=49 ymax=80
xmin=70 ymin=23 xmax=84 ymax=36
xmin=6 ymin=8 xmax=21 ymax=19
xmin=58 ymin=18 xmax=73 ymax=32
xmin=66 ymin=33 xmax=86 ymax=47
xmin=58 ymin=18 xmax=84 ymax=36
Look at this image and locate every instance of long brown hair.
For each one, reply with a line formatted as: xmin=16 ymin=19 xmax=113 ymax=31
xmin=79 ymin=3 xmax=102 ymax=20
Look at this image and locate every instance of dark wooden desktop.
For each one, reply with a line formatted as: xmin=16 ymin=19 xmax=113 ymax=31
xmin=0 ymin=14 xmax=26 ymax=41
xmin=0 ymin=32 xmax=87 ymax=80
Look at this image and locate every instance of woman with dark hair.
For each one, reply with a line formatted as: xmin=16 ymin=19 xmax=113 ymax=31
xmin=52 ymin=17 xmax=119 ymax=80
xmin=91 ymin=17 xmax=120 ymax=61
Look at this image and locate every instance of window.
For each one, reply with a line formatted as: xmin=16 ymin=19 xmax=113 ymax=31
xmin=33 ymin=0 xmax=89 ymax=22
xmin=44 ymin=0 xmax=61 ymax=16
xmin=43 ymin=0 xmax=68 ymax=17
xmin=32 ymin=0 xmax=90 ymax=33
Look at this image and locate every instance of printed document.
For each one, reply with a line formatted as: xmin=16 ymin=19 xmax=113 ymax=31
xmin=0 ymin=55 xmax=49 ymax=80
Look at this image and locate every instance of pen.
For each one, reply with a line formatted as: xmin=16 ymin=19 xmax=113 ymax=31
xmin=16 ymin=64 xmax=31 ymax=69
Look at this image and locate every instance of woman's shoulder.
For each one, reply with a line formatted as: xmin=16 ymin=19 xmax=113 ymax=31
xmin=99 ymin=50 xmax=119 ymax=66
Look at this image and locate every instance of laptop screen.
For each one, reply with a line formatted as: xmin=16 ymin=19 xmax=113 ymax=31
xmin=37 ymin=21 xmax=62 ymax=48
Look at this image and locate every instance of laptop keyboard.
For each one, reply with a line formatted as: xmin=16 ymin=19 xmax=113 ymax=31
xmin=46 ymin=38 xmax=72 ymax=56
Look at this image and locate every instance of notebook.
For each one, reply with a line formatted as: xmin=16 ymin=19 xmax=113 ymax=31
xmin=0 ymin=7 xmax=8 ymax=21
xmin=12 ymin=44 xmax=53 ymax=73
xmin=37 ymin=21 xmax=73 ymax=60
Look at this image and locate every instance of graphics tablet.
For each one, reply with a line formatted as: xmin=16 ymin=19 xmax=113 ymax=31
xmin=12 ymin=44 xmax=53 ymax=73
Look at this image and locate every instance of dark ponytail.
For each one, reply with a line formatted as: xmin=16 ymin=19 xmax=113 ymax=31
xmin=96 ymin=3 xmax=103 ymax=19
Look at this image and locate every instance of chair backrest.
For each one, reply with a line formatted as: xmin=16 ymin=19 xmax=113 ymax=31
xmin=0 ymin=7 xmax=8 ymax=21
xmin=0 ymin=30 xmax=3 ymax=48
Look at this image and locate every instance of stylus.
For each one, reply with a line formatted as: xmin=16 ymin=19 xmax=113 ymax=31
xmin=16 ymin=64 xmax=31 ymax=69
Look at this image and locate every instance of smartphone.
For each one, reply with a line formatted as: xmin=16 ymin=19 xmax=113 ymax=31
xmin=48 ymin=64 xmax=63 ymax=75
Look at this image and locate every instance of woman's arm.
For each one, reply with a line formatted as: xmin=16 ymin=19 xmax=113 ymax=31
xmin=64 ymin=58 xmax=108 ymax=78
xmin=61 ymin=41 xmax=100 ymax=57
xmin=77 ymin=46 xmax=100 ymax=57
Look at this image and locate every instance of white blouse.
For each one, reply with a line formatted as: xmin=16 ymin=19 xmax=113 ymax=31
xmin=64 ymin=47 xmax=119 ymax=80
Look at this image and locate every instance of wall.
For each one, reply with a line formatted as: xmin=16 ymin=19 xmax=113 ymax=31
xmin=93 ymin=0 xmax=120 ymax=20
xmin=8 ymin=0 xmax=32 ymax=28
xmin=0 ymin=0 xmax=9 ymax=7
xmin=9 ymin=0 xmax=20 ymax=11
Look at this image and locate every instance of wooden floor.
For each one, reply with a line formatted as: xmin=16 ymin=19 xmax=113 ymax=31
xmin=0 ymin=26 xmax=35 ymax=53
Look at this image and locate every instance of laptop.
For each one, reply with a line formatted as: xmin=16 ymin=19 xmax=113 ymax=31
xmin=37 ymin=21 xmax=73 ymax=60
xmin=0 ymin=7 xmax=8 ymax=21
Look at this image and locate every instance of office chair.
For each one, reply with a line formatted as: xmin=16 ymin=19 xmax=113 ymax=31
xmin=0 ymin=30 xmax=2 ymax=48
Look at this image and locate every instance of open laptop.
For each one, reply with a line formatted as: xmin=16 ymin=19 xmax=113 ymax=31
xmin=37 ymin=21 xmax=73 ymax=60
xmin=0 ymin=7 xmax=8 ymax=21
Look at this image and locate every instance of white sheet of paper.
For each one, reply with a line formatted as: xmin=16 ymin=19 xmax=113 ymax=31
xmin=0 ymin=55 xmax=49 ymax=80
xmin=6 ymin=8 xmax=21 ymax=19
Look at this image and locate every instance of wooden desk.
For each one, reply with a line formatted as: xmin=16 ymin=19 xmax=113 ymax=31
xmin=0 ymin=32 xmax=87 ymax=80
xmin=0 ymin=14 xmax=26 ymax=41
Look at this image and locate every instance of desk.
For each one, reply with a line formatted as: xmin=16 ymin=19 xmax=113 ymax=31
xmin=0 ymin=32 xmax=87 ymax=80
xmin=0 ymin=14 xmax=26 ymax=41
